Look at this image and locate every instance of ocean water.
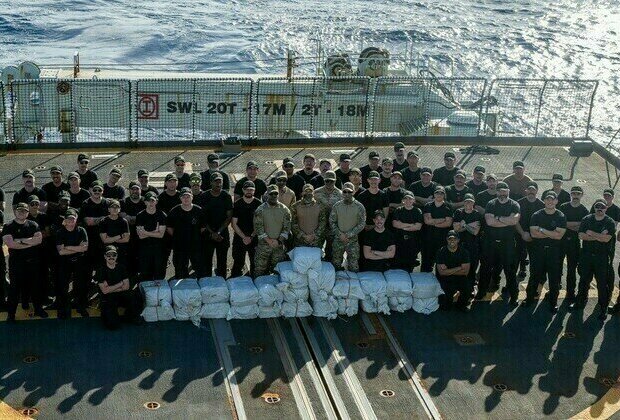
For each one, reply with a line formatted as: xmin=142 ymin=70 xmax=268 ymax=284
xmin=0 ymin=0 xmax=618 ymax=140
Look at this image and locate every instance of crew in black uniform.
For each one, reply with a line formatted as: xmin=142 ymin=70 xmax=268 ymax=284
xmin=432 ymin=151 xmax=459 ymax=186
xmin=99 ymin=199 xmax=130 ymax=263
xmin=559 ymin=186 xmax=588 ymax=301
xmin=392 ymin=142 xmax=408 ymax=172
xmin=55 ymin=208 xmax=89 ymax=319
xmin=80 ymin=180 xmax=109 ymax=276
xmin=392 ymin=191 xmax=423 ymax=271
xmin=452 ymin=193 xmax=482 ymax=295
xmin=0 ymin=204 xmax=6 ymax=311
xmin=410 ymin=167 xmax=437 ymax=208
xmin=542 ymin=173 xmax=570 ymax=205
xmin=378 ymin=158 xmax=394 ymax=189
xmin=202 ymin=173 xmax=233 ymax=277
xmin=435 ymin=230 xmax=471 ymax=311
xmin=135 ymin=192 xmax=167 ymax=281
xmin=67 ymin=171 xmax=90 ymax=209
xmin=592 ymin=189 xmax=620 ymax=313
xmin=75 ymin=153 xmax=98 ymax=192
xmin=466 ymin=166 xmax=488 ymax=197
xmin=570 ymin=199 xmax=616 ymax=321
xmin=2 ymin=202 xmax=47 ymax=322
xmin=445 ymin=170 xmax=471 ymax=209
xmin=137 ymin=169 xmax=159 ymax=197
xmin=422 ymin=186 xmax=453 ymax=272
xmin=401 ymin=151 xmax=421 ymax=186
xmin=234 ymin=161 xmax=267 ymax=200
xmin=26 ymin=195 xmax=52 ymax=307
xmin=96 ymin=245 xmax=142 ymax=330
xmin=13 ymin=169 xmax=47 ymax=210
xmin=121 ymin=181 xmax=146 ymax=278
xmin=42 ymin=166 xmax=69 ymax=211
xmin=356 ymin=171 xmax=389 ymax=269
xmin=335 ymin=154 xmax=352 ymax=187
xmin=173 ymin=155 xmax=191 ymax=190
xmin=383 ymin=171 xmax=406 ymax=224
xmin=103 ymin=168 xmax=126 ymax=200
xmin=478 ymin=182 xmax=521 ymax=305
xmin=158 ymin=174 xmax=181 ymax=267
xmin=278 ymin=157 xmax=305 ymax=199
xmin=231 ymin=181 xmax=262 ymax=277
xmin=363 ymin=210 xmax=396 ymax=272
xmin=515 ymin=182 xmax=544 ymax=278
xmin=475 ymin=173 xmax=498 ymax=214
xmin=523 ymin=191 xmax=567 ymax=313
xmin=167 ymin=187 xmax=204 ymax=278
xmin=360 ymin=151 xmax=381 ymax=188
xmin=296 ymin=154 xmax=320 ymax=184
xmin=200 ymin=154 xmax=231 ymax=192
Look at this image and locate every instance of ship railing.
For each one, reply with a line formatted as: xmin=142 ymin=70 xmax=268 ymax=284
xmin=0 ymin=76 xmax=600 ymax=149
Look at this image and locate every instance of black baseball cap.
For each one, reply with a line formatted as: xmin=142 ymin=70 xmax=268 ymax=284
xmin=144 ymin=191 xmax=158 ymax=201
xmin=165 ymin=173 xmax=178 ymax=182
xmin=108 ymin=199 xmax=121 ymax=208
xmin=373 ymin=209 xmax=385 ymax=219
xmin=65 ymin=208 xmax=78 ymax=219
xmin=594 ymin=199 xmax=607 ymax=209
xmin=368 ymin=170 xmax=380 ymax=179
xmin=444 ymin=151 xmax=456 ymax=160
xmin=22 ymin=169 xmax=34 ymax=178
xmin=174 ymin=155 xmax=185 ymax=164
xmin=211 ymin=172 xmax=223 ymax=181
xmin=180 ymin=187 xmax=192 ymax=196
xmin=137 ymin=169 xmax=149 ymax=177
xmin=339 ymin=153 xmax=352 ymax=162
xmin=513 ymin=160 xmax=524 ymax=169
xmin=393 ymin=142 xmax=405 ymax=150
xmin=407 ymin=151 xmax=419 ymax=158
xmin=303 ymin=154 xmax=316 ymax=161
xmin=463 ymin=193 xmax=475 ymax=202
xmin=473 ymin=165 xmax=485 ymax=173
xmin=242 ymin=181 xmax=255 ymax=189
xmin=207 ymin=153 xmax=219 ymax=163
xmin=109 ymin=168 xmax=122 ymax=177
xmin=526 ymin=181 xmax=538 ymax=190
xmin=27 ymin=195 xmax=40 ymax=204
xmin=77 ymin=153 xmax=89 ymax=162
xmin=454 ymin=170 xmax=466 ymax=179
xmin=497 ymin=182 xmax=509 ymax=190
xmin=403 ymin=190 xmax=415 ymax=199
xmin=58 ymin=191 xmax=71 ymax=202
xmin=368 ymin=151 xmax=380 ymax=160
xmin=246 ymin=161 xmax=259 ymax=169
xmin=91 ymin=180 xmax=104 ymax=189
xmin=282 ymin=157 xmax=295 ymax=167
xmin=420 ymin=167 xmax=432 ymax=175
xmin=542 ymin=191 xmax=557 ymax=200
xmin=390 ymin=171 xmax=403 ymax=179
xmin=50 ymin=165 xmax=63 ymax=174
xmin=552 ymin=173 xmax=563 ymax=181
xmin=128 ymin=181 xmax=140 ymax=190
xmin=15 ymin=202 xmax=29 ymax=211
xmin=447 ymin=230 xmax=459 ymax=239
xmin=67 ymin=171 xmax=80 ymax=180
xmin=603 ymin=188 xmax=615 ymax=197
xmin=570 ymin=186 xmax=583 ymax=193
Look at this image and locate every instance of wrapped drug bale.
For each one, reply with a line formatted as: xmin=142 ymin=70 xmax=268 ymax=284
xmin=307 ymin=262 xmax=336 ymax=300
xmin=388 ymin=296 xmax=414 ymax=313
xmin=281 ymin=300 xmax=313 ymax=317
xmin=358 ymin=271 xmax=390 ymax=314
xmin=140 ymin=280 xmax=172 ymax=307
xmin=288 ymin=246 xmax=322 ymax=274
xmin=333 ymin=271 xmax=364 ymax=316
xmin=199 ymin=302 xmax=231 ymax=319
xmin=310 ymin=292 xmax=338 ymax=319
xmin=227 ymin=276 xmax=260 ymax=320
xmin=277 ymin=281 xmax=309 ymax=303
xmin=169 ymin=279 xmax=202 ymax=326
xmin=410 ymin=272 xmax=444 ymax=299
xmin=412 ymin=297 xmax=440 ymax=315
xmin=198 ymin=276 xmax=229 ymax=304
xmin=141 ymin=305 xmax=175 ymax=322
xmin=275 ymin=261 xmax=309 ymax=289
xmin=385 ymin=269 xmax=413 ymax=312
xmin=255 ymin=275 xmax=284 ymax=318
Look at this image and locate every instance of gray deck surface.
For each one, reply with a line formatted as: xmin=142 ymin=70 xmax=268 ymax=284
xmin=1 ymin=144 xmax=619 ymax=419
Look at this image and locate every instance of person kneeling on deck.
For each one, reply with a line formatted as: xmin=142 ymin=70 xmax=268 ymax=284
xmin=435 ymin=230 xmax=471 ymax=311
xmin=363 ymin=210 xmax=396 ymax=272
xmin=96 ymin=245 xmax=142 ymax=330
xmin=253 ymin=185 xmax=291 ymax=276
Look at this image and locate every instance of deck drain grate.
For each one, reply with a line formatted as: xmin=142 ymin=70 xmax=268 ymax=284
xmin=577 ymin=179 xmax=587 ymax=184
xmin=192 ymin=162 xmax=201 ymax=167
xmin=480 ymin=157 xmax=491 ymax=162
xmin=144 ymin=401 xmax=161 ymax=410
xmin=248 ymin=346 xmax=264 ymax=354
xmin=493 ymin=383 xmax=508 ymax=392
xmin=34 ymin=166 xmax=46 ymax=170
xmin=356 ymin=341 xmax=369 ymax=349
xmin=380 ymin=389 xmax=395 ymax=398
xmin=113 ymin=164 xmax=124 ymax=169
xmin=21 ymin=407 xmax=39 ymax=416
xmin=262 ymin=393 xmax=281 ymax=404
xmin=599 ymin=377 xmax=618 ymax=388
xmin=23 ymin=355 xmax=39 ymax=364
xmin=138 ymin=350 xmax=152 ymax=358
xmin=454 ymin=333 xmax=485 ymax=346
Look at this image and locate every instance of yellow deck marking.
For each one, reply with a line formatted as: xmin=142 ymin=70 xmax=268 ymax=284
xmin=571 ymin=377 xmax=620 ymax=419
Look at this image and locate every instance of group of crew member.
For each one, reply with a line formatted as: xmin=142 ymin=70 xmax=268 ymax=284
xmin=1 ymin=144 xmax=619 ymax=329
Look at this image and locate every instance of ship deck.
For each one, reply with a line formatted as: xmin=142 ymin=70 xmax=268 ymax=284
xmin=1 ymin=144 xmax=620 ymax=419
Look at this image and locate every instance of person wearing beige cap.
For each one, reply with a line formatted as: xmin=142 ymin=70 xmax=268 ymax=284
xmin=290 ymin=184 xmax=327 ymax=248
xmin=330 ymin=182 xmax=366 ymax=271
xmin=266 ymin=170 xmax=295 ymax=208
xmin=315 ymin=171 xmax=343 ymax=259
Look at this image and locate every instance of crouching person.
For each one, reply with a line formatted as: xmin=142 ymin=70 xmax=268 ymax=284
xmin=435 ymin=230 xmax=471 ymax=311
xmin=96 ymin=245 xmax=142 ymax=329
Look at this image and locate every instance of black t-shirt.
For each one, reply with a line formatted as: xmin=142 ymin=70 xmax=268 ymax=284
xmin=466 ymin=180 xmax=488 ymax=197
xmin=80 ymin=198 xmax=110 ymax=221
xmin=579 ymin=214 xmax=616 ymax=255
xmin=78 ymin=170 xmax=98 ymax=190
xmin=103 ymin=183 xmax=125 ymax=200
xmin=392 ymin=206 xmax=423 ymax=241
xmin=167 ymin=204 xmax=203 ymax=248
xmin=559 ymin=202 xmax=589 ymax=239
xmin=121 ymin=197 xmax=146 ymax=217
xmin=410 ymin=181 xmax=438 ymax=202
xmin=453 ymin=208 xmax=483 ymax=245
xmin=360 ymin=165 xmax=380 ymax=188
xmin=436 ymin=245 xmax=470 ymax=270
xmin=542 ymin=188 xmax=570 ymax=205
xmin=42 ymin=181 xmax=69 ymax=203
xmin=517 ymin=197 xmax=544 ymax=230
xmin=334 ymin=169 xmax=351 ymax=187
xmin=140 ymin=185 xmax=159 ymax=197
xmin=192 ymin=191 xmax=209 ymax=210
xmin=48 ymin=205 xmax=78 ymax=233
xmin=402 ymin=167 xmax=421 ymax=186
xmin=234 ymin=177 xmax=267 ymax=199
xmin=28 ymin=212 xmax=50 ymax=234
xmin=202 ymin=190 xmax=233 ymax=231
xmin=56 ymin=226 xmax=88 ymax=258
xmin=475 ymin=189 xmax=497 ymax=210
xmin=530 ymin=209 xmax=567 ymax=247
xmin=135 ymin=209 xmax=167 ymax=247
xmin=69 ymin=188 xmax=90 ymax=209
xmin=2 ymin=219 xmax=40 ymax=260
xmin=357 ymin=189 xmax=390 ymax=225
xmin=99 ymin=216 xmax=130 ymax=240
xmin=392 ymin=159 xmax=408 ymax=172
xmin=423 ymin=201 xmax=453 ymax=241
xmin=484 ymin=198 xmax=520 ymax=241
xmin=233 ymin=197 xmax=263 ymax=236
xmin=176 ymin=173 xmax=191 ymax=190
xmin=378 ymin=174 xmax=392 ymax=190
xmin=200 ymin=169 xmax=231 ymax=192
xmin=383 ymin=187 xmax=406 ymax=207
xmin=0 ymin=188 xmax=4 ymax=203
xmin=353 ymin=186 xmax=366 ymax=200
xmin=13 ymin=187 xmax=47 ymax=206
xmin=296 ymin=169 xmax=320 ymax=184
xmin=270 ymin=174 xmax=306 ymax=199
xmin=432 ymin=166 xmax=459 ymax=187
xmin=157 ymin=190 xmax=181 ymax=214
xmin=590 ymin=202 xmax=620 ymax=222
xmin=95 ymin=263 xmax=128 ymax=287
xmin=445 ymin=185 xmax=472 ymax=206
xmin=364 ymin=228 xmax=395 ymax=252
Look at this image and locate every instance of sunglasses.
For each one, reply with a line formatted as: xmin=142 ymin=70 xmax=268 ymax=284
xmin=268 ymin=192 xmax=279 ymax=196
xmin=29 ymin=202 xmax=40 ymax=206
xmin=92 ymin=189 xmax=103 ymax=193
xmin=105 ymin=254 xmax=117 ymax=258
xmin=79 ymin=161 xmax=89 ymax=164
xmin=190 ymin=179 xmax=201 ymax=183
xmin=276 ymin=178 xmax=287 ymax=182
xmin=176 ymin=163 xmax=185 ymax=166
xmin=325 ymin=179 xmax=335 ymax=183
xmin=343 ymin=191 xmax=353 ymax=194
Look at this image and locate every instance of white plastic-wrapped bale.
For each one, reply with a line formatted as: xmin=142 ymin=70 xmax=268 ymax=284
xmin=410 ymin=272 xmax=444 ymax=299
xmin=277 ymin=282 xmax=309 ymax=303
xmin=169 ymin=279 xmax=202 ymax=326
xmin=140 ymin=280 xmax=172 ymax=307
xmin=337 ymin=298 xmax=359 ymax=317
xmin=227 ymin=276 xmax=259 ymax=306
xmin=141 ymin=304 xmax=175 ymax=322
xmin=310 ymin=292 xmax=338 ymax=319
xmin=255 ymin=275 xmax=283 ymax=318
xmin=288 ymin=246 xmax=322 ymax=274
xmin=412 ymin=297 xmax=440 ymax=314
xmin=358 ymin=271 xmax=390 ymax=314
xmin=307 ymin=261 xmax=336 ymax=300
xmin=333 ymin=271 xmax=364 ymax=317
xmin=228 ymin=304 xmax=260 ymax=320
xmin=198 ymin=276 xmax=229 ymax=304
xmin=385 ymin=269 xmax=413 ymax=297
xmin=199 ymin=302 xmax=231 ymax=319
xmin=281 ymin=300 xmax=313 ymax=318
xmin=388 ymin=296 xmax=414 ymax=312
xmin=275 ymin=261 xmax=309 ymax=289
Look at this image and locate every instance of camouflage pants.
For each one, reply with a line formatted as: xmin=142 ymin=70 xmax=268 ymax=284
xmin=254 ymin=240 xmax=287 ymax=276
xmin=332 ymin=237 xmax=360 ymax=272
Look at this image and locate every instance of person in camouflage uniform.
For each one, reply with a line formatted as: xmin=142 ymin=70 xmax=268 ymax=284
xmin=330 ymin=182 xmax=366 ymax=271
xmin=290 ymin=184 xmax=327 ymax=247
xmin=314 ymin=171 xmax=343 ymax=260
xmin=254 ymin=185 xmax=292 ymax=276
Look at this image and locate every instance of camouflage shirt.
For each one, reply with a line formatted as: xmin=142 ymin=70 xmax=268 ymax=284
xmin=254 ymin=201 xmax=292 ymax=240
xmin=330 ymin=199 xmax=366 ymax=238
